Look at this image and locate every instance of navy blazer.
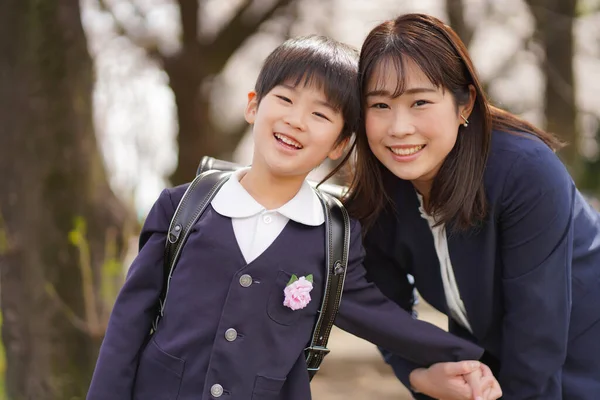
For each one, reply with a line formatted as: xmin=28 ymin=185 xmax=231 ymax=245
xmin=364 ymin=130 xmax=600 ymax=399
xmin=87 ymin=183 xmax=483 ymax=400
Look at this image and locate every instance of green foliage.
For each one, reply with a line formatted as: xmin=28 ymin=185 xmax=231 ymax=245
xmin=576 ymin=0 xmax=600 ymax=16
xmin=286 ymin=274 xmax=314 ymax=286
xmin=100 ymin=231 xmax=124 ymax=311
xmin=580 ymin=160 xmax=600 ymax=198
xmin=68 ymin=216 xmax=86 ymax=247
xmin=63 ymin=216 xmax=124 ymax=336
xmin=579 ymin=124 xmax=600 ymax=198
xmin=0 ymin=213 xmax=8 ymax=256
xmin=287 ymin=274 xmax=298 ymax=286
xmin=0 ymin=313 xmax=5 ymax=400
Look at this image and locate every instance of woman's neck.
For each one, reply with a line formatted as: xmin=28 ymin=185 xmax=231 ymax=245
xmin=240 ymin=165 xmax=306 ymax=210
xmin=411 ymin=179 xmax=433 ymax=209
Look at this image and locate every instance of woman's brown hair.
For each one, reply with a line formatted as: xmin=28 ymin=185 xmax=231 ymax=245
xmin=342 ymin=13 xmax=563 ymax=231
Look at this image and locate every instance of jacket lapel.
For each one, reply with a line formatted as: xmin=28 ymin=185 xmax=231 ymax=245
xmin=446 ymin=223 xmax=497 ymax=341
xmin=395 ymin=181 xmax=448 ymax=315
xmin=395 ymin=178 xmax=497 ymax=342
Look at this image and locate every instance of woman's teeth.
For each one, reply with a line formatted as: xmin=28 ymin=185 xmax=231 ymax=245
xmin=390 ymin=145 xmax=425 ymax=156
xmin=275 ymin=133 xmax=302 ymax=149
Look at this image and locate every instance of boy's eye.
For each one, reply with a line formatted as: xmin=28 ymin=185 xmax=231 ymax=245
xmin=276 ymin=95 xmax=292 ymax=103
xmin=313 ymin=112 xmax=331 ymax=121
xmin=370 ymin=103 xmax=389 ymax=109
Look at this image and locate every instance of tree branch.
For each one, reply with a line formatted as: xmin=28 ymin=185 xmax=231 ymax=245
xmin=179 ymin=0 xmax=199 ymax=46
xmin=446 ymin=0 xmax=474 ymax=47
xmin=96 ymin=0 xmax=163 ymax=60
xmin=202 ymin=0 xmax=296 ymax=75
xmin=45 ymin=283 xmax=95 ymax=336
xmin=485 ymin=38 xmax=532 ymax=82
xmin=481 ymin=39 xmax=532 ymax=96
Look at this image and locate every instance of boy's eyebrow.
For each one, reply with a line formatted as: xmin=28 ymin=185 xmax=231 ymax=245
xmin=317 ymin=100 xmax=341 ymax=114
xmin=279 ymin=83 xmax=340 ymax=113
xmin=365 ymin=87 xmax=437 ymax=97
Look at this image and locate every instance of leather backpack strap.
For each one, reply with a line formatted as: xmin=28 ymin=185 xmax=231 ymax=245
xmin=305 ymin=191 xmax=351 ymax=380
xmin=152 ymin=170 xmax=232 ymax=331
xmin=197 ymin=156 xmax=242 ymax=176
xmin=198 ymin=156 xmax=347 ymax=199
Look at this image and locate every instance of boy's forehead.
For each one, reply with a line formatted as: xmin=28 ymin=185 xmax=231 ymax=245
xmin=281 ymin=76 xmax=325 ymax=92
xmin=278 ymin=78 xmax=337 ymax=105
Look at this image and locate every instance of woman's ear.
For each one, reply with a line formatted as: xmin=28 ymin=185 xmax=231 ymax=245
xmin=244 ymin=91 xmax=258 ymax=124
xmin=459 ymin=84 xmax=477 ymax=120
xmin=328 ymin=138 xmax=350 ymax=161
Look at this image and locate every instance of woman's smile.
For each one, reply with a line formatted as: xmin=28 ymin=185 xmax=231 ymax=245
xmin=388 ymin=144 xmax=426 ymax=162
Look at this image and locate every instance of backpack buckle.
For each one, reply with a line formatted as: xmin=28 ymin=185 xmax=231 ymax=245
xmin=304 ymin=345 xmax=330 ymax=356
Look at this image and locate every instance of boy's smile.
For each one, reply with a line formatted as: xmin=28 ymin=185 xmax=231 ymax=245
xmin=244 ymin=81 xmax=346 ymax=180
xmin=274 ymin=132 xmax=303 ymax=151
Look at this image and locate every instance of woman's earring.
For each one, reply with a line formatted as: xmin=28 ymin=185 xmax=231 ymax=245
xmin=460 ymin=114 xmax=469 ymax=128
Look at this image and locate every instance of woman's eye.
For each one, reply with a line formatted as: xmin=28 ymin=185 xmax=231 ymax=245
xmin=313 ymin=112 xmax=331 ymax=121
xmin=370 ymin=103 xmax=389 ymax=109
xmin=413 ymin=100 xmax=430 ymax=107
xmin=276 ymin=95 xmax=292 ymax=103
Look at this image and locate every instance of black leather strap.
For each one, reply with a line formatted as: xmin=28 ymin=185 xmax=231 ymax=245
xmin=198 ymin=156 xmax=347 ymax=199
xmin=304 ymin=191 xmax=350 ymax=379
xmin=153 ymin=170 xmax=231 ymax=331
xmin=197 ymin=157 xmax=241 ymax=177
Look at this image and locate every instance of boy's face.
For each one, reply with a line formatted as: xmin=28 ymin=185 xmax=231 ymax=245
xmin=244 ymin=82 xmax=346 ymax=178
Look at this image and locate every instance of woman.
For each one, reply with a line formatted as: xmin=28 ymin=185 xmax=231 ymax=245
xmin=343 ymin=13 xmax=600 ymax=400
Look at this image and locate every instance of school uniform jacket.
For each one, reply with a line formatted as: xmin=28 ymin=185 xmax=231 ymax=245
xmin=87 ymin=182 xmax=483 ymax=400
xmin=364 ymin=130 xmax=600 ymax=399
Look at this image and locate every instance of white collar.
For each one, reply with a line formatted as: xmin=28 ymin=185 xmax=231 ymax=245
xmin=211 ymin=168 xmax=324 ymax=226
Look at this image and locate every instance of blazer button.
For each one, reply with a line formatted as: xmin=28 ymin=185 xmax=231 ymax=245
xmin=225 ymin=328 xmax=238 ymax=342
xmin=210 ymin=383 xmax=224 ymax=397
xmin=239 ymin=274 xmax=252 ymax=287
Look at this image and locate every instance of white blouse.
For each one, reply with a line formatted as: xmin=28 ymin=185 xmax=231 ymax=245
xmin=416 ymin=192 xmax=473 ymax=333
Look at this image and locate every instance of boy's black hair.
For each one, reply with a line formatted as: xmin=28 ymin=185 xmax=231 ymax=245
xmin=254 ymin=35 xmax=360 ymax=143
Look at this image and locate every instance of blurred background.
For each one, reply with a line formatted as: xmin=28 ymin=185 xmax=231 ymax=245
xmin=0 ymin=0 xmax=599 ymax=399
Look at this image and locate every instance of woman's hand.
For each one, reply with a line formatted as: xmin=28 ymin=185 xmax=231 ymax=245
xmin=409 ymin=361 xmax=501 ymax=400
xmin=465 ymin=363 xmax=502 ymax=400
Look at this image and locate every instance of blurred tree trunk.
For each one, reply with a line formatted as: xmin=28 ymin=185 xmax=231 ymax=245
xmin=0 ymin=1 xmax=129 ymax=399
xmin=526 ymin=0 xmax=579 ymax=178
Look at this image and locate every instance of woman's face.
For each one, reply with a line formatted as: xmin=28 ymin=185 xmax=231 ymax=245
xmin=364 ymin=58 xmax=472 ymax=194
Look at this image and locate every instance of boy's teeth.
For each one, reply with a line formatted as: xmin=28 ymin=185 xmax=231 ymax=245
xmin=275 ymin=133 xmax=302 ymax=148
xmin=390 ymin=145 xmax=424 ymax=156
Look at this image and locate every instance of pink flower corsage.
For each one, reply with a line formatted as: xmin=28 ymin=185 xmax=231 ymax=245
xmin=283 ymin=274 xmax=313 ymax=311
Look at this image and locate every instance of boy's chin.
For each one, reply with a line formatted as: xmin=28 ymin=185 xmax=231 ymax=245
xmin=263 ymin=160 xmax=312 ymax=179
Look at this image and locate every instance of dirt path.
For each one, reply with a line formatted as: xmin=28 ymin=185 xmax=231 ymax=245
xmin=310 ymin=301 xmax=447 ymax=399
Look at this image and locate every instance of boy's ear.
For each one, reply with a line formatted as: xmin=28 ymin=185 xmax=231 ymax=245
xmin=244 ymin=91 xmax=258 ymax=124
xmin=328 ymin=137 xmax=350 ymax=161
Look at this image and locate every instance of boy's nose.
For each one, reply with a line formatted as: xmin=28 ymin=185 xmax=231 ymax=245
xmin=283 ymin=109 xmax=307 ymax=131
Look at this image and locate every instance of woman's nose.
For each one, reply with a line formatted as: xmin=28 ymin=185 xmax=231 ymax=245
xmin=389 ymin=112 xmax=416 ymax=137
